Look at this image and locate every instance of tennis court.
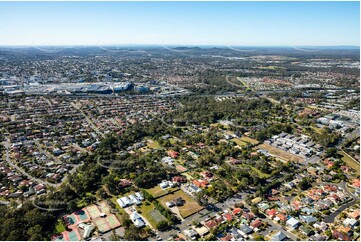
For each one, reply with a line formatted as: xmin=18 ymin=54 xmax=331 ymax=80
xmin=62 ymin=230 xmax=80 ymax=241
xmin=106 ymin=214 xmax=121 ymax=229
xmin=68 ymin=230 xmax=80 ymax=241
xmin=75 ymin=209 xmax=89 ymax=221
xmin=149 ymin=209 xmax=167 ymax=224
xmin=92 ymin=217 xmax=111 ymax=233
xmin=85 ymin=204 xmax=101 ymax=219
xmin=64 ymin=214 xmax=77 ymax=225
xmin=97 ymin=201 xmax=111 ymax=214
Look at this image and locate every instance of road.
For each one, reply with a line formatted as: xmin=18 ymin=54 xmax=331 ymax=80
xmin=156 ymin=191 xmax=299 ymax=241
xmin=3 ymin=137 xmax=82 ymax=189
xmin=3 ymin=137 xmax=58 ymax=188
xmin=33 ymin=139 xmax=63 ymax=165
xmin=319 ymin=181 xmax=359 ymax=223
xmin=70 ymin=102 xmax=105 ymax=138
xmin=233 ymin=193 xmax=299 ymax=241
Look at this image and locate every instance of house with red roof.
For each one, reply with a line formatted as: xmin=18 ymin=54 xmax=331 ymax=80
xmin=232 ymin=207 xmax=242 ymax=216
xmin=266 ymin=209 xmax=278 ymax=219
xmin=168 ymin=150 xmax=179 ymax=159
xmin=200 ymin=171 xmax=214 ymax=181
xmin=276 ymin=213 xmax=288 ymax=223
xmin=242 ymin=212 xmax=254 ymax=221
xmin=215 ymin=216 xmax=225 ymax=224
xmin=332 ymin=230 xmax=351 ymax=241
xmin=220 ymin=234 xmax=233 ymax=241
xmin=193 ymin=179 xmax=209 ymax=188
xmin=172 ymin=176 xmax=187 ymax=184
xmin=222 ymin=212 xmax=233 ymax=221
xmin=204 ymin=220 xmax=218 ymax=229
xmin=119 ymin=179 xmax=132 ymax=188
xmin=251 ymin=219 xmax=264 ymax=229
xmin=351 ymin=179 xmax=360 ymax=188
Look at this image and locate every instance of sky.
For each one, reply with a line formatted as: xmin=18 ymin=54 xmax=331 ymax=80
xmin=0 ymin=1 xmax=359 ymax=46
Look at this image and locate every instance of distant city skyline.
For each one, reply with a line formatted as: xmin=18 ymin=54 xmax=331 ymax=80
xmin=0 ymin=1 xmax=359 ymax=46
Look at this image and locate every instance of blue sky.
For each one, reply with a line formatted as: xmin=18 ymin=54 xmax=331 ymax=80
xmin=0 ymin=1 xmax=359 ymax=46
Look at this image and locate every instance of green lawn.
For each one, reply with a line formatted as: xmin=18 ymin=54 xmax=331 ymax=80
xmin=147 ymin=139 xmax=161 ymax=149
xmin=310 ymin=126 xmax=323 ymax=135
xmin=239 ymin=164 xmax=271 ymax=179
xmin=146 ymin=186 xmax=180 ymax=199
xmin=231 ymin=138 xmax=247 ymax=147
xmin=55 ymin=219 xmax=66 ymax=233
xmin=137 ymin=202 xmax=167 ymax=229
xmin=240 ymin=136 xmax=259 ymax=145
xmin=338 ymin=151 xmax=360 ymax=175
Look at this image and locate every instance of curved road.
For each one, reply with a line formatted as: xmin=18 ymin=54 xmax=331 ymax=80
xmin=320 ymin=181 xmax=359 ymax=223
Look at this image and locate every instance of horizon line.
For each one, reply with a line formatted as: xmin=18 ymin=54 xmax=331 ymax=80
xmin=0 ymin=44 xmax=359 ymax=48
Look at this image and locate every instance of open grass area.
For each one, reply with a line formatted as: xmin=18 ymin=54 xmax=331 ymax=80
xmin=157 ymin=190 xmax=203 ymax=218
xmin=147 ymin=139 xmax=161 ymax=149
xmin=231 ymin=138 xmax=247 ymax=147
xmin=146 ymin=186 xmax=180 ymax=199
xmin=257 ymin=143 xmax=303 ymax=163
xmin=310 ymin=126 xmax=323 ymax=135
xmin=338 ymin=150 xmax=360 ymax=175
xmin=239 ymin=164 xmax=271 ymax=179
xmin=55 ymin=219 xmax=66 ymax=233
xmin=240 ymin=136 xmax=259 ymax=145
xmin=137 ymin=202 xmax=167 ymax=229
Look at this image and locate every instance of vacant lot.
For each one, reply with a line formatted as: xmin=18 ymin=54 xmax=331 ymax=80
xmin=147 ymin=139 xmax=161 ymax=149
xmin=158 ymin=190 xmax=203 ymax=218
xmin=239 ymin=164 xmax=271 ymax=179
xmin=146 ymin=186 xmax=180 ymax=199
xmin=257 ymin=144 xmax=303 ymax=163
xmin=231 ymin=138 xmax=247 ymax=147
xmin=240 ymin=136 xmax=259 ymax=145
xmin=338 ymin=150 xmax=360 ymax=176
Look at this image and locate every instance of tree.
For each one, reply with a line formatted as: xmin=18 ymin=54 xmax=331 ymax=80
xmin=298 ymin=178 xmax=312 ymax=190
xmin=68 ymin=200 xmax=78 ymax=211
xmin=124 ymin=224 xmax=142 ymax=241
xmin=251 ymin=206 xmax=259 ymax=216
xmin=27 ymin=225 xmax=43 ymax=241
xmin=156 ymin=220 xmax=170 ymax=231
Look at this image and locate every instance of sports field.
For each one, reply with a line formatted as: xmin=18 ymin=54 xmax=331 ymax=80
xmin=138 ymin=202 xmax=167 ymax=228
xmin=106 ymin=214 xmax=121 ymax=229
xmin=93 ymin=217 xmax=110 ymax=233
xmin=85 ymin=204 xmax=101 ymax=219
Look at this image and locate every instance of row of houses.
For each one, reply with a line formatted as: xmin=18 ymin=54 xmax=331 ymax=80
xmin=116 ymin=192 xmax=144 ymax=208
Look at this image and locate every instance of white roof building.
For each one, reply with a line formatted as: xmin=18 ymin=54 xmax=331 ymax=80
xmin=130 ymin=211 xmax=145 ymax=228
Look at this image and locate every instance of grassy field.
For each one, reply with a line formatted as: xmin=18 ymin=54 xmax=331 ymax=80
xmin=146 ymin=186 xmax=180 ymax=199
xmin=240 ymin=136 xmax=259 ymax=145
xmin=310 ymin=126 xmax=323 ymax=135
xmin=231 ymin=138 xmax=247 ymax=147
xmin=157 ymin=190 xmax=203 ymax=218
xmin=55 ymin=219 xmax=66 ymax=233
xmin=239 ymin=164 xmax=271 ymax=179
xmin=147 ymin=139 xmax=161 ymax=149
xmin=137 ymin=202 xmax=167 ymax=229
xmin=257 ymin=144 xmax=303 ymax=163
xmin=338 ymin=150 xmax=360 ymax=175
